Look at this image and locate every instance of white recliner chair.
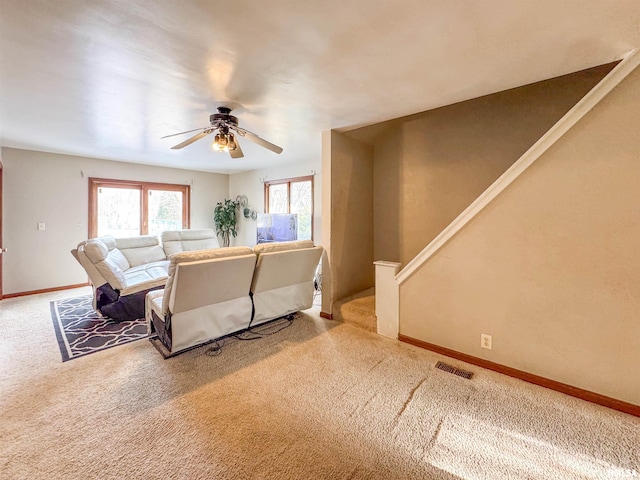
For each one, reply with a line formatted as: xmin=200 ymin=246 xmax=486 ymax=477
xmin=71 ymin=229 xmax=220 ymax=321
xmin=146 ymin=246 xmax=257 ymax=356
xmin=250 ymin=240 xmax=323 ymax=326
xmin=72 ymin=235 xmax=169 ymax=321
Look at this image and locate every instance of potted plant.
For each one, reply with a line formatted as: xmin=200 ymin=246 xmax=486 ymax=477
xmin=214 ymin=198 xmax=240 ymax=247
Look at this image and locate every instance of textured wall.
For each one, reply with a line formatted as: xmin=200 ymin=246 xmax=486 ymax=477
xmin=360 ymin=63 xmax=616 ymax=265
xmin=327 ymin=131 xmax=374 ymax=303
xmin=400 ymin=65 xmax=640 ymax=405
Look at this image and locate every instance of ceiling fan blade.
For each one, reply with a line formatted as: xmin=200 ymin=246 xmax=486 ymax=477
xmin=170 ymin=130 xmax=212 ymax=149
xmin=229 ymin=139 xmax=244 ymax=159
xmin=161 ymin=127 xmax=208 ymax=139
xmin=233 ymin=126 xmax=283 ymax=154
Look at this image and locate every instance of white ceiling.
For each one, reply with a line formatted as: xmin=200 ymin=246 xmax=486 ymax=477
xmin=1 ymin=1 xmax=639 ymax=174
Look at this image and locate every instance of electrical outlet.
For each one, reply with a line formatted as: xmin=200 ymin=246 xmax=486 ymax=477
xmin=37 ymin=222 xmax=46 ymax=231
xmin=481 ymin=334 xmax=492 ymax=350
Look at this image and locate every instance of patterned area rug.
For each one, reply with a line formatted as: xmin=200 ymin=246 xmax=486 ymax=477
xmin=50 ymin=295 xmax=147 ymax=362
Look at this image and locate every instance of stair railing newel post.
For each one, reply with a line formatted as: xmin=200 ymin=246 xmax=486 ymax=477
xmin=214 ymin=198 xmax=241 ymax=248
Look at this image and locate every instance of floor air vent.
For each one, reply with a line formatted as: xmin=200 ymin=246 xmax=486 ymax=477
xmin=435 ymin=361 xmax=473 ymax=379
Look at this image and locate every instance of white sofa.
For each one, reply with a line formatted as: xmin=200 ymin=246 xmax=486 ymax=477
xmin=251 ymin=240 xmax=323 ymax=326
xmin=72 ymin=229 xmax=219 ymax=321
xmin=146 ymin=247 xmax=257 ymax=355
xmin=146 ymin=240 xmax=323 ymax=356
xmin=161 ymin=229 xmax=220 ymax=256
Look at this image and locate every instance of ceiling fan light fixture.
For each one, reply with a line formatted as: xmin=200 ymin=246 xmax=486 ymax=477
xmin=212 ymin=132 xmax=229 ymax=152
xmin=227 ymin=133 xmax=237 ymax=151
xmin=165 ymin=106 xmax=282 ymax=158
xmin=212 ymin=132 xmax=238 ymax=153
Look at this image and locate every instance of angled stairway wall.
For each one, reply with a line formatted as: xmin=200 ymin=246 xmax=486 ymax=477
xmin=363 ymin=62 xmax=616 ymax=266
xmin=324 ymin=61 xmax=616 ymax=315
xmin=398 ymin=52 xmax=640 ymax=406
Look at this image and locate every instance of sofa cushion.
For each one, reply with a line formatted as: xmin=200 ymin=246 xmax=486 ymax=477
xmin=161 ymin=229 xmax=219 ymax=257
xmin=94 ymin=257 xmax=127 ymax=291
xmin=253 ymin=240 xmax=315 ymax=255
xmin=100 ymin=235 xmax=117 ymax=250
xmin=125 ymin=260 xmax=170 ymax=283
xmin=117 ymin=235 xmax=166 ymax=267
xmin=146 ymin=289 xmax=164 ymax=316
xmin=251 ymin=246 xmax=322 ymax=293
xmin=162 ymin=246 xmax=254 ymax=314
xmin=84 ymin=238 xmax=110 ymax=263
xmin=121 ymin=259 xmax=170 ymax=295
xmin=116 ymin=235 xmax=160 ymax=250
xmin=73 ymin=242 xmax=107 ymax=289
xmin=250 ymin=245 xmax=323 ymax=325
xmin=107 ymin=248 xmax=131 ymax=272
xmin=83 ymin=238 xmax=129 ymax=289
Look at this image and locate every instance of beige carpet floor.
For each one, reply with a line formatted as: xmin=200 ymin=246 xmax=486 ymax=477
xmin=333 ymin=287 xmax=376 ymax=332
xmin=0 ymin=287 xmax=639 ymax=480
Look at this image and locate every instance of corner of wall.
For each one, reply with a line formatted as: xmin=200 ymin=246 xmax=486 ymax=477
xmin=327 ymin=130 xmax=375 ymax=304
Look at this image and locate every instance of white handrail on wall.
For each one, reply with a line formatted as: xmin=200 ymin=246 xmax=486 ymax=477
xmin=395 ymin=47 xmax=640 ymax=286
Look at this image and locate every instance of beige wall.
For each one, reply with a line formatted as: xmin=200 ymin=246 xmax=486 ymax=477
xmin=354 ymin=63 xmax=615 ymax=265
xmin=327 ymin=131 xmax=374 ymax=304
xmin=2 ymin=148 xmax=228 ymax=294
xmin=400 ymin=65 xmax=640 ymax=405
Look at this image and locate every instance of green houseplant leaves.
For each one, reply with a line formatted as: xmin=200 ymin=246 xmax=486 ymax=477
xmin=214 ymin=198 xmax=240 ymax=247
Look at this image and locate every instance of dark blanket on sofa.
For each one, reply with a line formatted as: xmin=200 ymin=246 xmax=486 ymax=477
xmin=97 ymin=284 xmax=163 ymax=322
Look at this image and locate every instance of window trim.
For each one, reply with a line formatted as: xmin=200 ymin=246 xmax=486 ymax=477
xmin=88 ymin=177 xmax=190 ymax=238
xmin=264 ymin=175 xmax=314 ymax=240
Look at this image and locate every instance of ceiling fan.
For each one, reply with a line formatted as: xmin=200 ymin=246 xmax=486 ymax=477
xmin=161 ymin=107 xmax=283 ymax=159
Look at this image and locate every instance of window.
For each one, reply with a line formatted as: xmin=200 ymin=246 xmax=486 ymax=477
xmin=89 ymin=178 xmax=190 ymax=238
xmin=264 ymin=176 xmax=313 ymax=240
